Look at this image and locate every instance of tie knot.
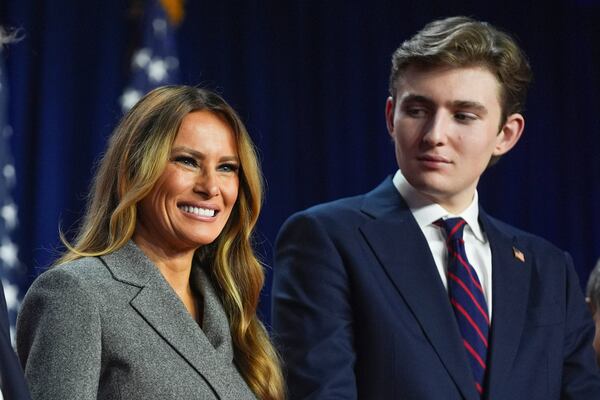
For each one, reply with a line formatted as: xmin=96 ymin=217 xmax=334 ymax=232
xmin=435 ymin=217 xmax=467 ymax=241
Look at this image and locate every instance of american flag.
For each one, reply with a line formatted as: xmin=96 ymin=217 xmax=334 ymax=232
xmin=120 ymin=0 xmax=183 ymax=112
xmin=0 ymin=34 xmax=24 ymax=340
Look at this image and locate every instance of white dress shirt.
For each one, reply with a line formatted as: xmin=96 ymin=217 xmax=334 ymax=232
xmin=392 ymin=170 xmax=493 ymax=319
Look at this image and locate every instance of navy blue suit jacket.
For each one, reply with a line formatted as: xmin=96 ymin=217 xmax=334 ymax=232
xmin=0 ymin=282 xmax=30 ymax=400
xmin=272 ymin=177 xmax=600 ymax=399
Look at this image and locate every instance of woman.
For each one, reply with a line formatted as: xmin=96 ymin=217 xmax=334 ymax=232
xmin=16 ymin=86 xmax=285 ymax=400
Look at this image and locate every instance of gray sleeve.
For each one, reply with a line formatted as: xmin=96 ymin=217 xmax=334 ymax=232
xmin=16 ymin=267 xmax=102 ymax=400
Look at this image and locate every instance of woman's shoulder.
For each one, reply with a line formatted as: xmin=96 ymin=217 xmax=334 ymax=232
xmin=18 ymin=257 xmax=109 ymax=332
xmin=54 ymin=255 xmax=106 ymax=272
xmin=31 ymin=256 xmax=111 ymax=294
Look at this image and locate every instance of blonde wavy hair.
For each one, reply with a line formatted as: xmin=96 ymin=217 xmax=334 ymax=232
xmin=58 ymin=86 xmax=285 ymax=400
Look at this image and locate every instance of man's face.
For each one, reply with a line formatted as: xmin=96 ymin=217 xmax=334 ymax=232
xmin=385 ymin=65 xmax=524 ymax=213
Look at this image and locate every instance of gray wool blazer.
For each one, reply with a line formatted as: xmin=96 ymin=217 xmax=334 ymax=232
xmin=16 ymin=241 xmax=256 ymax=400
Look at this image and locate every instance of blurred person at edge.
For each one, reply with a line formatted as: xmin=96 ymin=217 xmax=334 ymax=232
xmin=587 ymin=258 xmax=600 ymax=365
xmin=16 ymin=86 xmax=284 ymax=400
xmin=0 ymin=26 xmax=32 ymax=400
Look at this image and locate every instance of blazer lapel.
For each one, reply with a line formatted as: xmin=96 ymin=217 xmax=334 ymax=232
xmin=359 ymin=178 xmax=479 ymax=400
xmin=480 ymin=212 xmax=532 ymax=400
xmin=192 ymin=266 xmax=234 ymax=362
xmin=100 ymin=242 xmax=233 ymax=399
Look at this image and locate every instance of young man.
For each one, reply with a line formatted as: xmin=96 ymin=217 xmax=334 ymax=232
xmin=272 ymin=17 xmax=600 ymax=399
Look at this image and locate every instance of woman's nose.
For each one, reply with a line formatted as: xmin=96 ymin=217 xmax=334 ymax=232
xmin=194 ymin=170 xmax=219 ymax=198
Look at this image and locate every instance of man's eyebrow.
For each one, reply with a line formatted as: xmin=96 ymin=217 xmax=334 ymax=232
xmin=451 ymin=100 xmax=488 ymax=115
xmin=399 ymin=94 xmax=435 ymax=107
xmin=398 ymin=95 xmax=489 ymax=115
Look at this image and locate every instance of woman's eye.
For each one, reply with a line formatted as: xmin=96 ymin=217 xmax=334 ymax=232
xmin=174 ymin=156 xmax=198 ymax=167
xmin=218 ymin=163 xmax=239 ymax=173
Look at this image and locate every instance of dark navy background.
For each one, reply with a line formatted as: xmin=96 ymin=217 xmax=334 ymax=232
xmin=1 ymin=0 xmax=599 ymax=324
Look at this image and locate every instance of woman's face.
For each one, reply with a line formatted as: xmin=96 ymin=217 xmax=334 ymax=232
xmin=135 ymin=110 xmax=240 ymax=254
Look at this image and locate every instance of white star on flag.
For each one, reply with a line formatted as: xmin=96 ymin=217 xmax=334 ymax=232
xmin=120 ymin=89 xmax=142 ymax=111
xmin=153 ymin=18 xmax=167 ymax=36
xmin=2 ymin=278 xmax=19 ymax=311
xmin=133 ymin=48 xmax=152 ymax=69
xmin=1 ymin=203 xmax=17 ymax=230
xmin=120 ymin=0 xmax=181 ymax=113
xmin=3 ymin=163 xmax=15 ymax=181
xmin=0 ymin=238 xmax=18 ymax=268
xmin=148 ymin=58 xmax=168 ymax=82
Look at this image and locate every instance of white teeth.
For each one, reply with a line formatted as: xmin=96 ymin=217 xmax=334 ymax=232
xmin=179 ymin=205 xmax=215 ymax=217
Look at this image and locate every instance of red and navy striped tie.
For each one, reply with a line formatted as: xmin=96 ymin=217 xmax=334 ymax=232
xmin=436 ymin=217 xmax=489 ymax=397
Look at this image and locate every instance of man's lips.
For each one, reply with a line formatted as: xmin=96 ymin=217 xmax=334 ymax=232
xmin=417 ymin=154 xmax=451 ymax=164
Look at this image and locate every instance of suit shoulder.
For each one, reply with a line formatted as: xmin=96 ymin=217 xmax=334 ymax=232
xmin=286 ymin=194 xmax=367 ymax=225
xmin=276 ymin=195 xmax=370 ymax=247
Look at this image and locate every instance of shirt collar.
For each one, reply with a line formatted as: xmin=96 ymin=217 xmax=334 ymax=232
xmin=392 ymin=170 xmax=486 ymax=242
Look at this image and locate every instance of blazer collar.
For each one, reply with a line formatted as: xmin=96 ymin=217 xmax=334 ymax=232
xmin=99 ymin=241 xmax=237 ymax=399
xmin=360 ymin=176 xmax=406 ymax=219
xmin=359 ymin=177 xmax=480 ymax=400
xmin=100 ymin=240 xmax=154 ymax=287
xmin=479 ymin=211 xmax=532 ymax=400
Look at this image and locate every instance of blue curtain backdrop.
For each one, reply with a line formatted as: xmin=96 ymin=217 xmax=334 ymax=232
xmin=1 ymin=0 xmax=599 ymax=325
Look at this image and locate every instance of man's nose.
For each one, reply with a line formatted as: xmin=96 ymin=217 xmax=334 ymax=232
xmin=422 ymin=112 xmax=449 ymax=146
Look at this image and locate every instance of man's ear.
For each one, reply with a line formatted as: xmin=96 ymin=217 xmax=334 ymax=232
xmin=385 ymin=96 xmax=395 ymax=137
xmin=493 ymin=113 xmax=525 ymax=156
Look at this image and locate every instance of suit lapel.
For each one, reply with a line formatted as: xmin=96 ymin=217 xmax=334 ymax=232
xmin=481 ymin=212 xmax=531 ymax=400
xmin=100 ymin=242 xmax=232 ymax=399
xmin=359 ymin=178 xmax=479 ymax=400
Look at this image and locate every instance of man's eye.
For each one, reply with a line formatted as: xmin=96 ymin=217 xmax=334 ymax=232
xmin=454 ymin=112 xmax=477 ymax=122
xmin=218 ymin=163 xmax=239 ymax=173
xmin=174 ymin=156 xmax=198 ymax=167
xmin=406 ymin=107 xmax=428 ymax=118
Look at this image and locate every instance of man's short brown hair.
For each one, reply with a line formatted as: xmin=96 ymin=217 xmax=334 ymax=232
xmin=389 ymin=16 xmax=532 ymax=123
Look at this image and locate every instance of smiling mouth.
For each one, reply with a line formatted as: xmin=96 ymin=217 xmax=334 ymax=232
xmin=178 ymin=205 xmax=218 ymax=218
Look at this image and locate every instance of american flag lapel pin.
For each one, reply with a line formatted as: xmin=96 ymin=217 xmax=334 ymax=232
xmin=512 ymin=246 xmax=525 ymax=262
